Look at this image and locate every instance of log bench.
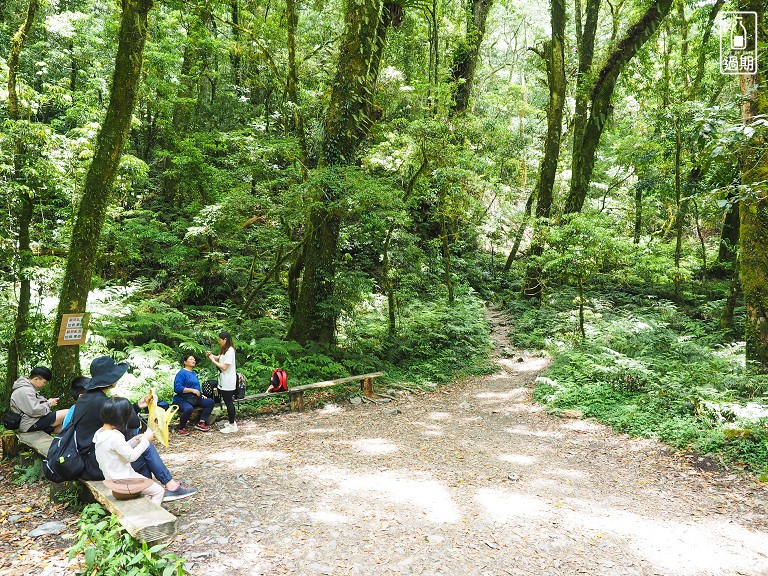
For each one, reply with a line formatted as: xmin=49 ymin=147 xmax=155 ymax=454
xmin=234 ymin=371 xmax=384 ymax=412
xmin=2 ymin=430 xmax=177 ymax=543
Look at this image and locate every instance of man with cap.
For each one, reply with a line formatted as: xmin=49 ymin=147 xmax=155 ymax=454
xmin=10 ymin=366 xmax=69 ymax=433
xmin=68 ymin=356 xmax=197 ymax=502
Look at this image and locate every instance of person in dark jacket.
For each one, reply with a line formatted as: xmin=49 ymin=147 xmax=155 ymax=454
xmin=69 ymin=356 xmax=197 ymax=502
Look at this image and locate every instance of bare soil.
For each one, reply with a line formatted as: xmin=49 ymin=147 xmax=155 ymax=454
xmin=2 ymin=305 xmax=767 ymax=575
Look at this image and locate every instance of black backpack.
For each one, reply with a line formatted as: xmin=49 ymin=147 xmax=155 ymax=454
xmin=235 ymin=373 xmax=247 ymax=400
xmin=43 ymin=411 xmax=88 ymax=483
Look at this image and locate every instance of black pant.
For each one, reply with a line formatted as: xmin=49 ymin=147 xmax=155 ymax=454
xmin=220 ymin=389 xmax=236 ymax=424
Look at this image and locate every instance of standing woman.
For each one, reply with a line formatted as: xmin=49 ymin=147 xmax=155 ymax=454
xmin=207 ymin=331 xmax=238 ymax=433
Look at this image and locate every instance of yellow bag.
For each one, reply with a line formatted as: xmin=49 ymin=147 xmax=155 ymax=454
xmin=146 ymin=388 xmax=178 ymax=447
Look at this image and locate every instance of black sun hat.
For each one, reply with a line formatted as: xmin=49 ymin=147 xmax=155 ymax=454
xmin=85 ymin=356 xmax=130 ymax=390
xmin=103 ymin=477 xmax=155 ymax=500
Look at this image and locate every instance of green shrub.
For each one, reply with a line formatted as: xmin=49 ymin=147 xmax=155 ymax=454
xmin=67 ymin=504 xmax=186 ymax=576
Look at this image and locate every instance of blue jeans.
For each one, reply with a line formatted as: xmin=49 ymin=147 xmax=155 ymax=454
xmin=132 ymin=443 xmax=172 ymax=485
xmin=174 ymin=397 xmax=215 ymax=429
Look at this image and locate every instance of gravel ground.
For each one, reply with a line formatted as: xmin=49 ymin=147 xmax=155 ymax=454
xmin=3 ymin=307 xmax=767 ymax=576
xmin=158 ymin=310 xmax=768 ymax=576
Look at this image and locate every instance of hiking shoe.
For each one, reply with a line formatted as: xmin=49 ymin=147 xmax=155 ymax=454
xmin=177 ymin=427 xmax=190 ymax=436
xmin=162 ymin=485 xmax=197 ymax=502
xmin=194 ymin=421 xmax=210 ymax=432
xmin=220 ymin=422 xmax=238 ymax=433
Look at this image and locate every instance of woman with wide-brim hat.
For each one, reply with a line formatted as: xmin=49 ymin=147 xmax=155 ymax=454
xmin=68 ymin=356 xmax=197 ymax=502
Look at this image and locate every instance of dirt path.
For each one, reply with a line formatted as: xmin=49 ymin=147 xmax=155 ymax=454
xmin=3 ymin=306 xmax=767 ymax=575
xmin=160 ymin=306 xmax=768 ymax=576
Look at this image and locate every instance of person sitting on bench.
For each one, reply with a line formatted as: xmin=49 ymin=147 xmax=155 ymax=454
xmin=172 ymin=354 xmax=215 ymax=435
xmin=69 ymin=356 xmax=197 ymax=502
xmin=10 ymin=366 xmax=68 ymax=434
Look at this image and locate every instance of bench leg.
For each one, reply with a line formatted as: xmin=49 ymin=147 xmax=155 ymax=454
xmin=2 ymin=432 xmax=20 ymax=459
xmin=289 ymin=391 xmax=304 ymax=412
xmin=362 ymin=377 xmax=375 ymax=398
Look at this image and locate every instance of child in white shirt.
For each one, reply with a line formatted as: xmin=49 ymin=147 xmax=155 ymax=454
xmin=93 ymin=396 xmax=165 ymax=504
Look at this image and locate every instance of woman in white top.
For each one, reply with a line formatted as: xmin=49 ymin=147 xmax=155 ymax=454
xmin=207 ymin=330 xmax=238 ymax=433
xmin=93 ymin=397 xmax=165 ymax=504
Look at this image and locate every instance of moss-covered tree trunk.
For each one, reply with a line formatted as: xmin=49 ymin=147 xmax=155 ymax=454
xmin=717 ymin=196 xmax=739 ymax=269
xmin=738 ymin=2 xmax=768 ymax=371
xmin=451 ymin=0 xmax=494 ymax=114
xmin=564 ymin=0 xmax=672 ymax=214
xmin=6 ymin=0 xmax=39 ymax=388
xmin=521 ymin=0 xmax=565 ymax=298
xmin=287 ymin=0 xmax=384 ymax=344
xmin=50 ymin=0 xmax=154 ymax=391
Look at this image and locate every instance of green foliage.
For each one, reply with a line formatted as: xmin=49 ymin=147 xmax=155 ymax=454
xmin=344 ymin=289 xmax=494 ymax=384
xmin=518 ymin=283 xmax=768 ymax=475
xmin=68 ymin=504 xmax=186 ymax=576
xmin=51 ymin=482 xmax=85 ymax=511
xmin=12 ymin=458 xmax=42 ymax=485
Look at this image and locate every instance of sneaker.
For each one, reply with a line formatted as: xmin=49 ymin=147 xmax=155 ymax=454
xmin=162 ymin=485 xmax=197 ymax=502
xmin=220 ymin=422 xmax=238 ymax=433
xmin=177 ymin=427 xmax=189 ymax=436
xmin=194 ymin=421 xmax=210 ymax=432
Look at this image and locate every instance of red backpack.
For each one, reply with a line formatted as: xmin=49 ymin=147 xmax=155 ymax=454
xmin=270 ymin=368 xmax=288 ymax=392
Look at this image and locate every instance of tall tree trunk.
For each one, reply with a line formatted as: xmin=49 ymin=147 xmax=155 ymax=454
xmin=50 ymin=0 xmax=154 ymax=391
xmin=572 ymin=0 xmax=600 ymax=185
xmin=565 ymin=0 xmax=673 ymax=214
xmin=720 ymin=255 xmax=740 ymax=335
xmin=6 ymin=0 xmax=39 ymax=388
xmin=716 ymin=194 xmax=739 ymax=268
xmin=285 ymin=0 xmax=308 ymax=177
xmin=230 ymin=0 xmax=242 ymax=91
xmin=451 ymin=0 xmax=494 ymax=114
xmin=522 ymin=0 xmax=565 ymax=298
xmin=672 ymin=118 xmax=686 ymax=300
xmin=503 ymin=187 xmax=535 ymax=272
xmin=287 ymin=0 xmax=384 ymax=344
xmin=738 ymin=1 xmax=768 ymax=371
xmin=690 ymin=0 xmax=724 ymax=97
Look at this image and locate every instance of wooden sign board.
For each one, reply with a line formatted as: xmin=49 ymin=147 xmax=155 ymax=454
xmin=57 ymin=313 xmax=90 ymax=346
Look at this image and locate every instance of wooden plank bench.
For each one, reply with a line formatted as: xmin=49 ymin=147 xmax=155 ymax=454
xmin=234 ymin=371 xmax=384 ymax=412
xmin=3 ymin=430 xmax=177 ymax=543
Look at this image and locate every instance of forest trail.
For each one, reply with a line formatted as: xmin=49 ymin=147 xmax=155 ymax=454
xmin=160 ymin=305 xmax=767 ymax=575
xmin=2 ymin=305 xmax=768 ymax=576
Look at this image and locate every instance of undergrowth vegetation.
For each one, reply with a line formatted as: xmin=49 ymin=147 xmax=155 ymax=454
xmin=506 ymin=286 xmax=768 ymax=478
xmin=57 ymin=278 xmax=494 ymax=412
xmin=67 ymin=504 xmax=186 ymax=576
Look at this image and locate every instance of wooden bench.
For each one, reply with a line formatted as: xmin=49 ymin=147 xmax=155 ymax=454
xmin=2 ymin=430 xmax=177 ymax=543
xmin=234 ymin=371 xmax=384 ymax=412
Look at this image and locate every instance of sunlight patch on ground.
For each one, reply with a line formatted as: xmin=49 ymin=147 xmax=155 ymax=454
xmin=305 ymin=509 xmax=349 ymax=524
xmin=305 ymin=427 xmax=338 ymax=435
xmin=413 ymin=422 xmax=444 ymax=436
xmin=505 ymin=426 xmax=564 ymax=439
xmin=544 ymin=468 xmax=586 ymax=480
xmin=429 ymin=412 xmax=452 ymax=421
xmin=306 ymin=466 xmax=460 ymax=523
xmin=560 ymin=420 xmax=604 ymax=433
xmin=475 ymin=388 xmax=528 ymax=400
xmin=318 ymin=403 xmax=344 ymax=414
xmin=207 ymin=449 xmax=289 ymax=468
xmin=261 ymin=430 xmax=291 ymax=443
xmin=348 ymin=438 xmax=399 ymax=454
xmin=560 ymin=504 xmax=768 ymax=575
xmin=475 ymin=488 xmax=549 ymax=521
xmin=498 ymin=453 xmax=537 ymax=465
xmin=497 ymin=357 xmax=551 ymax=373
